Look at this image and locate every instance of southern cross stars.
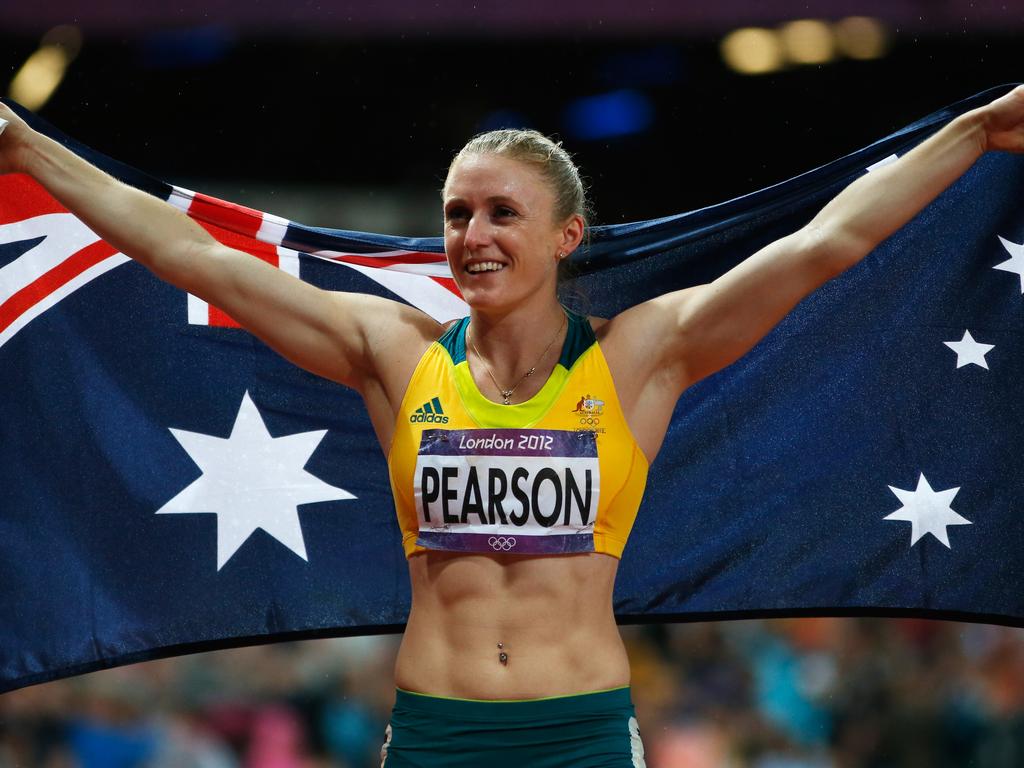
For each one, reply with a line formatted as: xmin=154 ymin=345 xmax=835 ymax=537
xmin=884 ymin=473 xmax=971 ymax=548
xmin=943 ymin=329 xmax=995 ymax=369
xmin=993 ymin=236 xmax=1024 ymax=293
xmin=884 ymin=235 xmax=1023 ymax=553
xmin=156 ymin=391 xmax=355 ymax=570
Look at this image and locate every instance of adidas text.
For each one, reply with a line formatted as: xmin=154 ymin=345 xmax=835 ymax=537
xmin=410 ymin=412 xmax=450 ymax=424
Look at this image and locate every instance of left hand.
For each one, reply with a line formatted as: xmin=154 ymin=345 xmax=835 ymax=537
xmin=979 ymin=84 xmax=1024 ymax=153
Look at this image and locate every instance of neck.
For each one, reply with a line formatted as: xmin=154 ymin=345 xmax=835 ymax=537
xmin=468 ymin=301 xmax=567 ymax=390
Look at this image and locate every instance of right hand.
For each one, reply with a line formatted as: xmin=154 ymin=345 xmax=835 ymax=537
xmin=978 ymin=84 xmax=1024 ymax=154
xmin=0 ymin=100 xmax=36 ymax=175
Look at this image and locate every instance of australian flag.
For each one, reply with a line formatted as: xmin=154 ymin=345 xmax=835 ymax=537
xmin=2 ymin=85 xmax=1023 ymax=694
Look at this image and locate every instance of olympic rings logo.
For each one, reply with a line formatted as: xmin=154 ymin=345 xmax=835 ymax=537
xmin=579 ymin=416 xmax=600 ymax=426
xmin=488 ymin=536 xmax=517 ymax=551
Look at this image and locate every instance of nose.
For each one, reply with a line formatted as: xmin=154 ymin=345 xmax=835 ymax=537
xmin=463 ymin=213 xmax=492 ymax=251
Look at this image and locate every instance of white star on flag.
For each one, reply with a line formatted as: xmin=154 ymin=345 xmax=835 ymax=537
xmin=156 ymin=391 xmax=355 ymax=569
xmin=884 ymin=473 xmax=971 ymax=548
xmin=993 ymin=236 xmax=1024 ymax=293
xmin=943 ymin=329 xmax=995 ymax=369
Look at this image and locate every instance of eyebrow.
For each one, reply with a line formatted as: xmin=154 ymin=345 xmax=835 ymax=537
xmin=443 ymin=195 xmax=519 ymax=207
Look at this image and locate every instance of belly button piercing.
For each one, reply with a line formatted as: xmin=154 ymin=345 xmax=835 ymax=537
xmin=497 ymin=642 xmax=508 ymax=665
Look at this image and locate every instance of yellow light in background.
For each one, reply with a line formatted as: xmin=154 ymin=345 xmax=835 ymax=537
xmin=9 ymin=47 xmax=67 ymax=110
xmin=720 ymin=28 xmax=784 ymax=75
xmin=778 ymin=19 xmax=835 ymax=65
xmin=834 ymin=16 xmax=889 ymax=60
xmin=42 ymin=25 xmax=83 ymax=60
xmin=7 ymin=25 xmax=82 ymax=111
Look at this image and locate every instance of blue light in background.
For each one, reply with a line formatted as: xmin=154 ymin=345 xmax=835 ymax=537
xmin=563 ymin=89 xmax=654 ymax=141
xmin=140 ymin=26 xmax=235 ymax=69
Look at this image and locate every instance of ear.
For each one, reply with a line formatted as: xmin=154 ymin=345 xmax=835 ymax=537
xmin=557 ymin=213 xmax=586 ymax=257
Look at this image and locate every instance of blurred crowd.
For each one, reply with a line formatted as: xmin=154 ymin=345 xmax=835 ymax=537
xmin=2 ymin=618 xmax=1024 ymax=768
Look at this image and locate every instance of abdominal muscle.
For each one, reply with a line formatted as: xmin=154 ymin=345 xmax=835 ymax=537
xmin=394 ymin=549 xmax=630 ymax=700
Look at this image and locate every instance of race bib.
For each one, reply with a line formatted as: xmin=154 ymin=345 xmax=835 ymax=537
xmin=413 ymin=428 xmax=600 ymax=554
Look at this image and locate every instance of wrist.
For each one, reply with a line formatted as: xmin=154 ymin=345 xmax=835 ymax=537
xmin=18 ymin=130 xmax=56 ymax=176
xmin=20 ymin=132 xmax=85 ymax=194
xmin=953 ymin=108 xmax=991 ymax=157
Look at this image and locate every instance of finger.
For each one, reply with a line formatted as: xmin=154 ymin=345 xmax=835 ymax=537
xmin=0 ymin=117 xmax=8 ymax=136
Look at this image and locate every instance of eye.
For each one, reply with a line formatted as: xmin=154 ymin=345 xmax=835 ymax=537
xmin=445 ymin=206 xmax=469 ymax=222
xmin=494 ymin=206 xmax=517 ymax=218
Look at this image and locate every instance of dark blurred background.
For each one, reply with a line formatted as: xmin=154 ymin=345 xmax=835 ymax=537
xmin=3 ymin=2 xmax=1022 ymax=231
xmin=3 ymin=3 xmax=1024 ymax=767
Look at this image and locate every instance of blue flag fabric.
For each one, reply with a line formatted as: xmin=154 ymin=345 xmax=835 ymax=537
xmin=2 ymin=85 xmax=1023 ymax=693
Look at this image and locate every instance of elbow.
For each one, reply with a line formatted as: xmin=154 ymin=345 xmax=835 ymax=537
xmin=799 ymin=222 xmax=870 ymax=279
xmin=149 ymin=238 xmax=220 ymax=296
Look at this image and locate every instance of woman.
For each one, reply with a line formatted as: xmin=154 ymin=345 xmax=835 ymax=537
xmin=1 ymin=86 xmax=1022 ymax=766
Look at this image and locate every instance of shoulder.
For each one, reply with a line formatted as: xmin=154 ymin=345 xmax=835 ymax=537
xmin=358 ymin=296 xmax=449 ymax=351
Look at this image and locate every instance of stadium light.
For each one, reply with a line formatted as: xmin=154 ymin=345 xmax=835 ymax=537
xmin=834 ymin=16 xmax=889 ymax=60
xmin=779 ymin=20 xmax=836 ymax=65
xmin=8 ymin=25 xmax=82 ymax=111
xmin=720 ymin=27 xmax=785 ymax=75
xmin=721 ymin=17 xmax=889 ymax=74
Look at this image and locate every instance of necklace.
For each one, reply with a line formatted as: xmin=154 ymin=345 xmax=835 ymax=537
xmin=468 ymin=312 xmax=566 ymax=405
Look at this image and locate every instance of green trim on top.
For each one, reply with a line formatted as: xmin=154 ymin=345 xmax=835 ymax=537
xmin=438 ymin=317 xmax=469 ymax=364
xmin=559 ymin=310 xmax=597 ymax=370
xmin=439 ymin=310 xmax=594 ymax=369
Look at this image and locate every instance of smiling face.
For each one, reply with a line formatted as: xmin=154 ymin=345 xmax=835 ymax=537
xmin=443 ymin=152 xmax=583 ymax=314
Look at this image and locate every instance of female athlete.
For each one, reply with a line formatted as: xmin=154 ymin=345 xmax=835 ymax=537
xmin=1 ymin=85 xmax=1022 ymax=766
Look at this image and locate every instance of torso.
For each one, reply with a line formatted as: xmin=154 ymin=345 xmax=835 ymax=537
xmin=358 ymin=306 xmax=684 ymax=699
xmin=397 ymin=550 xmax=628 ymax=698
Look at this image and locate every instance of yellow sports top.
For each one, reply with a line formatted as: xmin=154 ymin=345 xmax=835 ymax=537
xmin=387 ymin=310 xmax=649 ymax=559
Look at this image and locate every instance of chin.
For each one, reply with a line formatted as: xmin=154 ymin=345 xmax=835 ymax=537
xmin=459 ymin=286 xmax=525 ymax=314
xmin=461 ymin=290 xmax=507 ymax=312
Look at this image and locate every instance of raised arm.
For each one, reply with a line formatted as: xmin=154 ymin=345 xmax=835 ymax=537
xmin=611 ymin=85 xmax=1024 ymax=395
xmin=0 ymin=102 xmax=438 ymax=396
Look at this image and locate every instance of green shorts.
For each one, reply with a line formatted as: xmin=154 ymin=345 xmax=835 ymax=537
xmin=379 ymin=685 xmax=646 ymax=767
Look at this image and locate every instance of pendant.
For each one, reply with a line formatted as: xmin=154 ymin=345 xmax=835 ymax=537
xmin=501 ymin=390 xmax=512 ymax=405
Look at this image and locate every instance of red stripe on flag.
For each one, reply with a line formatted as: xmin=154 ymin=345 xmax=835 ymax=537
xmin=195 ymin=221 xmax=279 ymax=262
xmin=0 ymin=175 xmax=69 ymax=224
xmin=188 ymin=192 xmax=264 ymax=239
xmin=207 ymin=303 xmax=236 ymax=327
xmin=192 ymin=221 xmax=281 ymax=328
xmin=430 ymin=276 xmax=463 ymax=297
xmin=0 ymin=239 xmax=119 ymax=334
xmin=334 ymin=252 xmax=448 ymax=268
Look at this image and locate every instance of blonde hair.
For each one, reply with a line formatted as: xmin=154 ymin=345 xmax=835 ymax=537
xmin=447 ymin=129 xmax=591 ymax=224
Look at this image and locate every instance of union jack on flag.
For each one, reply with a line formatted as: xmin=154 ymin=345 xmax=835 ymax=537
xmin=2 ymin=86 xmax=1024 ymax=694
xmin=1 ymin=157 xmax=466 ymax=349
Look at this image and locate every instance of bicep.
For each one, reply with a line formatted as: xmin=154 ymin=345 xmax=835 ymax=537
xmin=615 ymin=227 xmax=843 ymax=390
xmin=670 ymin=226 xmax=842 ymax=386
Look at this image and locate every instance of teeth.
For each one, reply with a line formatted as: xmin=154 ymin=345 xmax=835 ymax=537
xmin=466 ymin=262 xmax=505 ymax=273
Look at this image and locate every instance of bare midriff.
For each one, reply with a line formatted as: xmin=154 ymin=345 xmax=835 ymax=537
xmin=394 ymin=550 xmax=630 ymax=700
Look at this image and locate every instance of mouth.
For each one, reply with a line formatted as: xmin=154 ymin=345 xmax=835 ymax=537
xmin=464 ymin=261 xmax=506 ymax=274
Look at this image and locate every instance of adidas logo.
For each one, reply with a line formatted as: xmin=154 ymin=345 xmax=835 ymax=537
xmin=410 ymin=396 xmax=450 ymax=424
